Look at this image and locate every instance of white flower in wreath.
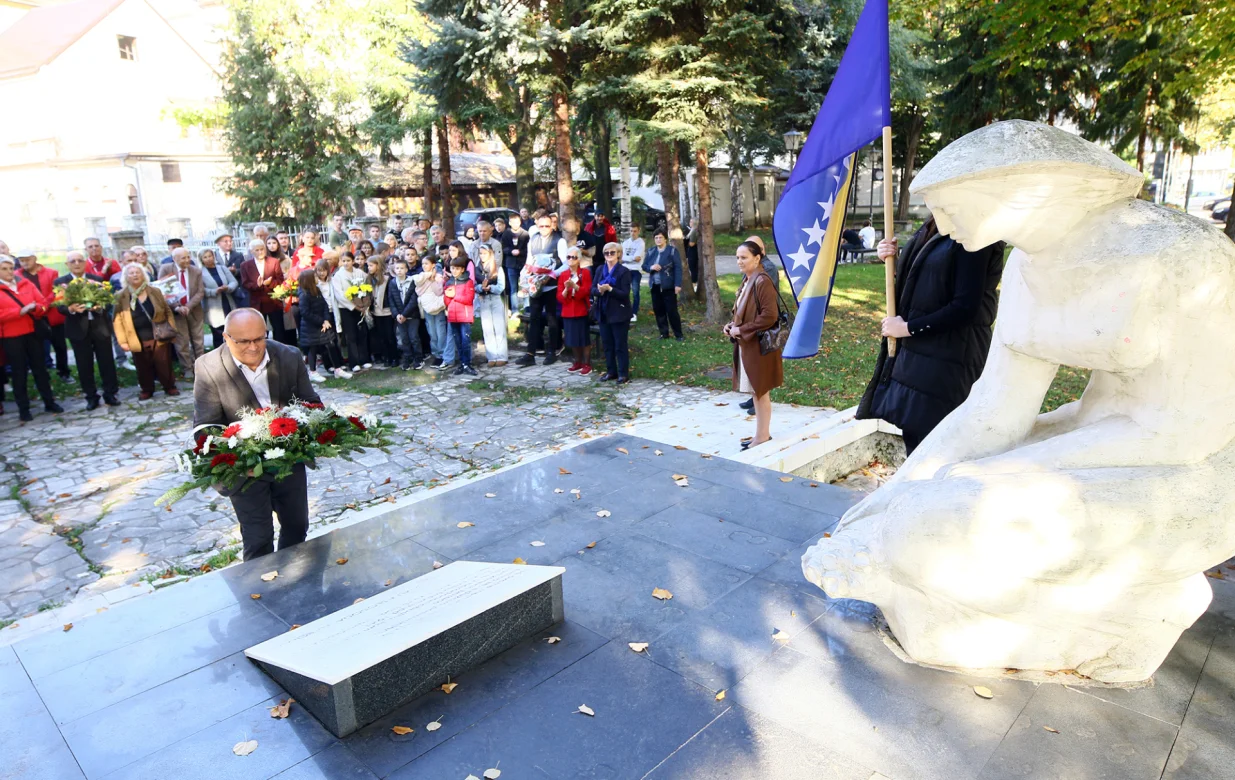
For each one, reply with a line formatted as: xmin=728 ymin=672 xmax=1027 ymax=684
xmin=264 ymin=447 xmax=287 ymax=460
xmin=200 ymin=435 xmax=214 ymax=455
xmin=238 ymin=416 xmax=263 ymax=440
xmin=361 ymin=414 xmax=378 ymax=429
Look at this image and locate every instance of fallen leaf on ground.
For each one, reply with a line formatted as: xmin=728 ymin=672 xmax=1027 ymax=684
xmin=809 ymin=483 xmax=819 ymax=488
xmin=269 ymin=698 xmax=293 ymax=719
xmin=652 ymin=587 xmax=673 ymax=601
xmin=672 ymin=476 xmax=689 ymax=487
xmin=441 ymin=681 xmax=458 ymax=694
xmin=823 ymin=532 xmax=832 ymax=538
xmin=771 ymin=629 xmax=790 ymax=642
xmin=530 ymin=540 xmax=545 ymax=547
xmin=336 ymin=557 xmax=349 ymax=565
xmin=586 ymin=541 xmax=596 ymax=549
xmin=384 ymin=579 xmax=393 ymax=587
xmin=233 ymin=739 xmax=258 ymax=756
xmin=1044 ymin=726 xmax=1059 ymax=733
xmin=122 ymin=537 xmax=131 ymax=543
xmin=714 ymin=402 xmax=728 ymax=406
xmin=484 ymin=769 xmax=502 ymax=780
xmin=457 ymin=522 xmax=475 ymax=528
xmin=616 ymin=447 xmax=629 ymax=454
xmin=260 ymin=571 xmax=279 ymax=582
xmin=576 ymin=704 xmax=595 ymax=716
xmin=383 ymin=477 xmax=392 ymax=484
xmin=290 ymin=624 xmax=301 ymax=630
xmin=426 ymin=717 xmax=443 ymax=732
xmin=391 ymin=725 xmax=414 ymax=735
xmin=674 ymin=445 xmax=688 ymax=450
xmin=596 ymin=510 xmax=611 ymax=518
xmin=512 ymin=557 xmax=527 ymax=565
xmin=554 ymin=488 xmax=564 ymax=494
xmin=432 ymin=561 xmax=444 ymax=569
xmin=715 ymin=689 xmax=726 ymax=701
xmin=353 ymin=598 xmax=365 ymax=605
xmin=545 ymin=636 xmax=561 ymax=644
xmin=63 ymin=623 xmax=73 ymax=632
xmin=779 ymin=477 xmax=793 ymax=483
xmin=701 ymin=453 xmax=712 ymax=459
xmin=485 ymin=493 xmax=496 ymax=498
xmin=628 ymin=642 xmax=649 ymax=653
xmin=1206 ymin=569 xmax=1225 ymax=579
xmin=558 ymin=467 xmax=572 ymax=475
xmin=250 ymin=594 xmax=261 ymax=600
xmin=973 ymin=686 xmax=994 ymax=699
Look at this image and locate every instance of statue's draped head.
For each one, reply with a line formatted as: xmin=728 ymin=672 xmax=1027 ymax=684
xmin=910 ymin=120 xmax=1144 ymax=253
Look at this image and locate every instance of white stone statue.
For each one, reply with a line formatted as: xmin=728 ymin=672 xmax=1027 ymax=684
xmin=802 ymin=120 xmax=1235 ymax=683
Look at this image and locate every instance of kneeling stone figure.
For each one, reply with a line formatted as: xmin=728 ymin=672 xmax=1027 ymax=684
xmin=803 ymin=119 xmax=1235 ymax=683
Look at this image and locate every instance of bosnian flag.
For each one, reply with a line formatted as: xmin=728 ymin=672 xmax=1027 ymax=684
xmin=773 ymin=0 xmax=891 ymax=359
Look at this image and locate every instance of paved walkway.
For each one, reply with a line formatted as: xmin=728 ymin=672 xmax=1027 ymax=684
xmin=0 ymin=363 xmax=720 ymax=625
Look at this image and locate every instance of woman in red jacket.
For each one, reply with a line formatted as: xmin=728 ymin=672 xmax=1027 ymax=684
xmin=0 ymin=255 xmax=62 ymax=421
xmin=556 ymin=248 xmax=592 ymax=374
xmin=16 ymin=251 xmax=71 ymax=381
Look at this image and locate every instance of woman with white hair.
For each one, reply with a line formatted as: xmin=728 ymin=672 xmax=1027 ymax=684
xmin=113 ymin=263 xmax=179 ymax=399
xmin=239 ymin=238 xmax=288 ymax=342
xmin=0 ymin=254 xmax=62 ymax=420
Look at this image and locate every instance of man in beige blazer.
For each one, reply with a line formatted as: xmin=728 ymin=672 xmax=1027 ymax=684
xmin=159 ymin=246 xmax=206 ymax=379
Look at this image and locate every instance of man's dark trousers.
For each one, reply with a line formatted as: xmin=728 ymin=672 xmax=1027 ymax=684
xmin=71 ymin=322 xmax=119 ymax=402
xmin=229 ymin=464 xmax=309 ymax=560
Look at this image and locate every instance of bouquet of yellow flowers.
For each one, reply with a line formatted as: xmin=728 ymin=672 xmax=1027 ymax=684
xmin=270 ymin=277 xmax=298 ymax=301
xmin=51 ymin=277 xmax=114 ymax=310
xmin=344 ymin=283 xmax=374 ymax=301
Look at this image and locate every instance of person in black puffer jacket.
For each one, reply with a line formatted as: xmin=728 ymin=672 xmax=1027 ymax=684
xmin=856 ymin=217 xmax=1004 ymax=454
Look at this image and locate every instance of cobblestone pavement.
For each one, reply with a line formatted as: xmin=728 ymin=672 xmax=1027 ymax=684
xmin=0 ymin=361 xmax=720 ymax=623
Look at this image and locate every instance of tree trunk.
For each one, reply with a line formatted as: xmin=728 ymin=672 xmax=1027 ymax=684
xmin=552 ymin=88 xmax=575 ymax=225
xmin=594 ymin=114 xmax=613 ymax=218
xmin=728 ymin=134 xmax=744 ymax=234
xmin=513 ymin=131 xmax=535 ymax=212
xmin=749 ymin=160 xmax=762 ymax=229
xmin=1225 ymin=177 xmax=1235 ymax=241
xmin=897 ymin=108 xmax=923 ymax=221
xmin=657 ymin=140 xmax=694 ymax=302
xmin=695 ymin=147 xmax=721 ymax=323
xmin=437 ymin=119 xmax=455 ymax=235
xmin=1136 ymin=126 xmax=1147 ymax=172
xmin=617 ymin=117 xmax=633 ymax=240
xmin=422 ymin=126 xmax=435 ymax=222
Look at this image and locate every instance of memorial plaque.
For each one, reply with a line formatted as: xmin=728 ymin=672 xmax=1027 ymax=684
xmin=245 ymin=561 xmax=565 ymax=737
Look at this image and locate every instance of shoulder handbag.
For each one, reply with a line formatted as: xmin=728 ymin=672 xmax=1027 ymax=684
xmin=756 ymin=277 xmax=792 ymax=356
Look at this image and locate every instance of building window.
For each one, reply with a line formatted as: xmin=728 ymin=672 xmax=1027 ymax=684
xmin=758 ymin=183 xmax=767 ymax=201
xmin=161 ymin=163 xmax=182 ymax=183
xmin=117 ymin=36 xmax=137 ymax=61
xmin=127 ymin=185 xmax=141 ymax=215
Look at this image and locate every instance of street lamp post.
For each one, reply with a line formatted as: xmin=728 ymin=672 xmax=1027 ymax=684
xmin=783 ymin=129 xmax=804 ymax=168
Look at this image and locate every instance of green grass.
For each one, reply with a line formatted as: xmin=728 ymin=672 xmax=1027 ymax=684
xmin=37 ymin=600 xmax=64 ymax=612
xmin=712 ymin=229 xmax=775 ymax=255
xmin=630 ymin=265 xmax=1087 ymax=413
xmin=0 ymin=618 xmax=14 ymax=630
xmin=200 ymin=545 xmax=241 ymax=572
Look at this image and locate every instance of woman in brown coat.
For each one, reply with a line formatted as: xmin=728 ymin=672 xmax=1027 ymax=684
xmin=724 ymin=240 xmax=783 ymax=450
xmin=114 ymin=264 xmax=179 ymax=399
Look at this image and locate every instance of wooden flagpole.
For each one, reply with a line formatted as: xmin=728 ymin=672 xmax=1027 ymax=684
xmin=882 ymin=125 xmax=897 ymax=356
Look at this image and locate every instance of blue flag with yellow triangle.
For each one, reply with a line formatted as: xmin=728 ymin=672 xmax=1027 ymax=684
xmin=773 ymin=0 xmax=891 ymax=359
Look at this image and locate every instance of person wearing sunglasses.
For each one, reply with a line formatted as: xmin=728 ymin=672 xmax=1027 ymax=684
xmin=592 ymin=242 xmax=633 ymax=383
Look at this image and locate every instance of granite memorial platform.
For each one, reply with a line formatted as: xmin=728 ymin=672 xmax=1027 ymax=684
xmin=245 ymin=562 xmax=564 ymax=737
xmin=3 ymin=433 xmax=1235 ymax=779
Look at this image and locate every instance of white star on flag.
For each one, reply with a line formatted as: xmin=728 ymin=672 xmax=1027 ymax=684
xmin=787 ymin=244 xmax=815 ymax=271
xmin=818 ymin=192 xmax=837 ymax=223
xmin=801 ymin=220 xmax=826 ymax=247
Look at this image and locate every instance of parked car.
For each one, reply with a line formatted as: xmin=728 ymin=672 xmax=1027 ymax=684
xmin=1214 ymin=201 xmax=1230 ymax=223
xmin=455 ymin=207 xmax=519 ymax=238
xmin=1204 ymin=196 xmax=1229 ymax=212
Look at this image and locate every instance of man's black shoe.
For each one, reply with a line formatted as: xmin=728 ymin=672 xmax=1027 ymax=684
xmin=86 ymin=397 xmax=100 ymax=411
xmin=45 ymin=403 xmax=65 ymax=413
xmin=543 ymin=355 xmax=558 ymax=366
xmin=739 ymin=398 xmax=754 ymax=412
xmin=516 ymin=354 xmax=536 ymax=367
xmin=104 ymin=396 xmax=122 ymax=407
xmin=19 ymin=410 xmax=33 ymax=422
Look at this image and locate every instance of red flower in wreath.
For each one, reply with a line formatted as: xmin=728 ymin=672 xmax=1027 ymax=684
xmin=316 ymin=429 xmax=338 ymax=445
xmin=210 ymin=452 xmax=237 ymax=468
xmin=347 ymin=416 xmax=366 ymax=431
xmin=222 ymin=423 xmax=242 ymax=439
xmin=192 ymin=434 xmax=209 ymax=453
xmin=303 ymin=402 xmax=325 ymax=410
xmin=269 ymin=417 xmax=299 ymax=437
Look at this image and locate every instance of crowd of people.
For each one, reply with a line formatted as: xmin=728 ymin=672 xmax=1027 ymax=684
xmin=0 ymin=208 xmax=693 ymax=421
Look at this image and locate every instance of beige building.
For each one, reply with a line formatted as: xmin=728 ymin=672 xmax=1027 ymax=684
xmin=0 ymin=0 xmax=234 ymax=252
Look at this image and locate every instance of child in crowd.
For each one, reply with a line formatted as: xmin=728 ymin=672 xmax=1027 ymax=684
xmin=297 ymin=268 xmax=350 ymax=380
xmin=443 ymin=255 xmax=478 ymax=376
xmin=557 ymin=248 xmax=592 ymax=374
xmin=386 ymin=257 xmax=424 ymax=370
xmin=331 ymin=251 xmax=372 ymax=371
xmin=414 ymin=255 xmax=447 ymax=366
xmin=474 ymin=244 xmax=508 ymax=366
xmin=366 ymin=256 xmax=397 ymax=367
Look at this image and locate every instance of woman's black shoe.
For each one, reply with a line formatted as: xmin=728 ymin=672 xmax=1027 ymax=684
xmin=739 ymin=398 xmax=754 ymax=411
xmin=617 ymin=376 xmax=630 ymax=385
xmin=599 ymin=374 xmax=617 ymax=382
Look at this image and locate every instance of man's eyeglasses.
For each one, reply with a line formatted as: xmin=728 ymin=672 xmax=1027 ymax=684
xmin=227 ymin=335 xmax=267 ymax=348
xmin=603 ymin=250 xmax=619 ymax=256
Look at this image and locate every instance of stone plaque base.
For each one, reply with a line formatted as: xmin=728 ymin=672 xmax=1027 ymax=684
xmin=245 ymin=562 xmax=565 ymax=737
